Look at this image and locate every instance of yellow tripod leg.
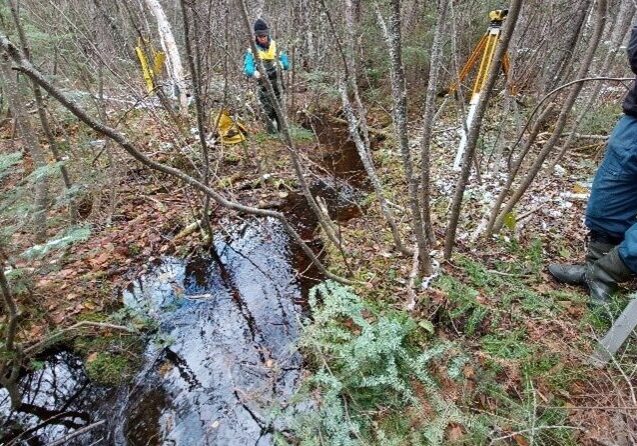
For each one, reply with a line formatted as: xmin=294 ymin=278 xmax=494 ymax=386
xmin=449 ymin=35 xmax=487 ymax=93
xmin=472 ymin=31 xmax=499 ymax=98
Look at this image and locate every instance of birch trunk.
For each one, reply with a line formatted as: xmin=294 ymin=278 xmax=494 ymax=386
xmin=144 ymin=0 xmax=189 ymax=112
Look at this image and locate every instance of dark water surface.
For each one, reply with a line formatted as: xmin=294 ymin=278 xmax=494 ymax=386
xmin=0 ymin=116 xmax=364 ymax=445
xmin=1 ymin=218 xmax=305 ymax=445
xmin=118 ymin=218 xmax=304 ymax=445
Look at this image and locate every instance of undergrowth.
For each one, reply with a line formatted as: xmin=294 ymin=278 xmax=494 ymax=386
xmin=295 ymin=236 xmax=601 ymax=444
xmin=285 ymin=280 xmax=474 ymax=445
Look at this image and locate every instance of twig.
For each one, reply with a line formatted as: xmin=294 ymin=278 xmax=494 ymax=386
xmin=486 ymin=269 xmax=530 ymax=278
xmin=607 ymin=338 xmax=637 ymax=406
xmin=489 ymin=425 xmax=584 ymax=445
xmin=406 ymin=243 xmax=419 ymax=311
xmin=48 ymin=420 xmax=106 ymax=446
xmin=506 ymin=77 xmax=632 ymax=158
xmin=571 ymin=133 xmax=609 ymax=140
xmin=24 ymin=321 xmax=136 ymax=355
xmin=540 ymin=405 xmax=637 ymax=410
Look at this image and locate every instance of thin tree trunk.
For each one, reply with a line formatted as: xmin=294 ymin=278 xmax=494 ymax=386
xmin=484 ymin=103 xmax=556 ymax=237
xmin=419 ymin=0 xmax=448 ymax=246
xmin=320 ymin=0 xmax=410 ymax=256
xmin=143 ymin=0 xmax=189 ymax=112
xmin=548 ymin=3 xmax=635 ymax=171
xmin=0 ymin=260 xmax=23 ymax=409
xmin=0 ymin=33 xmax=352 ymax=286
xmin=7 ymin=0 xmax=78 ymax=222
xmin=443 ymin=0 xmax=523 ymax=260
xmin=238 ymin=0 xmax=343 ymax=249
xmin=376 ymin=0 xmax=432 ymax=276
xmin=490 ymin=0 xmax=607 ymax=235
xmin=343 ymin=0 xmax=371 ymax=151
xmin=0 ymin=56 xmax=49 ymax=242
xmin=180 ymin=0 xmax=213 ymax=241
xmin=545 ymin=0 xmax=593 ymax=93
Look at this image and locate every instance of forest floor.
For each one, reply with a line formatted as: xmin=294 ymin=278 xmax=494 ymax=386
xmin=3 ymin=94 xmax=636 ymax=444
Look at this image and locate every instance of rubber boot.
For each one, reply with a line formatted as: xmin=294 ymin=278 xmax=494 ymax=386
xmin=548 ymin=239 xmax=615 ymax=285
xmin=585 ymin=246 xmax=634 ymax=305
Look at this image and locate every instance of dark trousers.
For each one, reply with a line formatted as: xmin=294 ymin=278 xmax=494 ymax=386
xmin=585 ymin=114 xmax=637 ymax=272
xmin=258 ymin=78 xmax=282 ymax=133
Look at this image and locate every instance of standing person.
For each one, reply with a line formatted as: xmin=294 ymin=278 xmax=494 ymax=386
xmin=243 ymin=18 xmax=290 ymax=134
xmin=548 ymin=26 xmax=637 ymax=306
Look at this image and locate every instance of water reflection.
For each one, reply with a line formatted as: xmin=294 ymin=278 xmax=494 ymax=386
xmin=118 ymin=217 xmax=303 ymax=445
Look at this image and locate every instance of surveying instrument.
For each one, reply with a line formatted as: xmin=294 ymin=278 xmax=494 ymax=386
xmin=452 ymin=9 xmax=511 ymax=170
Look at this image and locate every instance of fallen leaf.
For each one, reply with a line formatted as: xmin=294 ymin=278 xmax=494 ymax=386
xmin=419 ymin=320 xmax=435 ymax=334
xmin=89 ymin=252 xmax=111 ymax=268
xmin=447 ymin=425 xmax=464 ymax=441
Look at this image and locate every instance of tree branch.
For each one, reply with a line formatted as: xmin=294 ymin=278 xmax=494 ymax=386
xmin=0 ymin=33 xmax=352 ymax=285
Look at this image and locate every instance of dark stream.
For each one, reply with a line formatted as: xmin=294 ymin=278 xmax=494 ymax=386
xmin=0 ymin=117 xmax=366 ymax=445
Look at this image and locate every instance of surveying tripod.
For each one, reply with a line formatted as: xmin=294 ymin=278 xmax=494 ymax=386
xmin=452 ymin=9 xmax=511 ymax=170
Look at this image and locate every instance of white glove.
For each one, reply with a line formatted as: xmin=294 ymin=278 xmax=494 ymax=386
xmin=253 ymin=70 xmax=261 ymax=79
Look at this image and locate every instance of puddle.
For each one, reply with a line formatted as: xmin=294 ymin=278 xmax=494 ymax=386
xmin=0 ymin=350 xmax=109 ymax=445
xmin=115 ymin=217 xmax=304 ymax=445
xmin=0 ymin=116 xmax=367 ymax=445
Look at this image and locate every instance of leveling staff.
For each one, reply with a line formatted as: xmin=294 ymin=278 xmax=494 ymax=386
xmin=549 ymin=26 xmax=637 ymax=305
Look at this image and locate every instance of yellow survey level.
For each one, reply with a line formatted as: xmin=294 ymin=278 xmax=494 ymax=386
xmin=451 ymin=9 xmax=513 ymax=169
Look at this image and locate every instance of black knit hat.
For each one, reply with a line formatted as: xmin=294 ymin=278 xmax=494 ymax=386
xmin=254 ymin=18 xmax=269 ymax=37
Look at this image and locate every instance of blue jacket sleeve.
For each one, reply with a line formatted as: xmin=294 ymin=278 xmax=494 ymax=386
xmin=243 ymin=51 xmax=256 ymax=77
xmin=627 ymin=26 xmax=637 ymax=75
xmin=279 ymin=52 xmax=290 ymax=71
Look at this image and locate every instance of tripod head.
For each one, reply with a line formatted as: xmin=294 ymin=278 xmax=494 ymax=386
xmin=489 ymin=9 xmax=509 ymax=27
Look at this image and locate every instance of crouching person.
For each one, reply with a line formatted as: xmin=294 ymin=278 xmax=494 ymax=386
xmin=548 ymin=28 xmax=637 ymax=305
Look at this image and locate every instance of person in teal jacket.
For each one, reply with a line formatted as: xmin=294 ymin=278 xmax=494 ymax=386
xmin=243 ymin=19 xmax=290 ymax=133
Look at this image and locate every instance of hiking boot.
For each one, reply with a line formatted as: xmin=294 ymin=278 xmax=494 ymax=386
xmin=585 ymin=246 xmax=634 ymax=306
xmin=548 ymin=239 xmax=616 ymax=286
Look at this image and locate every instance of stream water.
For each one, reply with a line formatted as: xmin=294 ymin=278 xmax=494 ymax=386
xmin=0 ymin=116 xmax=366 ymax=445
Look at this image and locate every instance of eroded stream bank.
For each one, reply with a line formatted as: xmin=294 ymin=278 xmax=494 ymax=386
xmin=0 ymin=115 xmax=366 ymax=445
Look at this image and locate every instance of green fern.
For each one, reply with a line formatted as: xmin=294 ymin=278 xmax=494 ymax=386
xmin=0 ymin=152 xmax=23 ymax=180
xmin=290 ymin=280 xmax=478 ymax=445
xmin=21 ymin=225 xmax=91 ymax=259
